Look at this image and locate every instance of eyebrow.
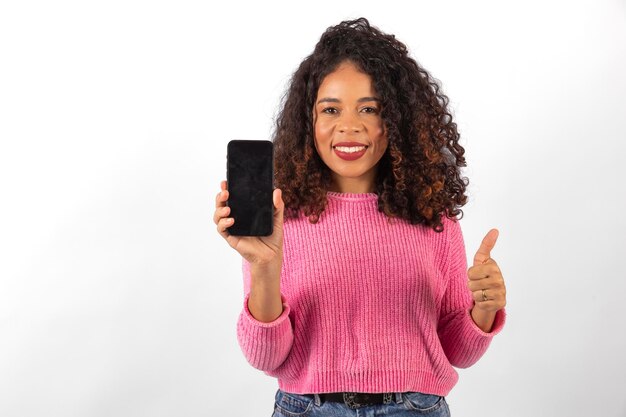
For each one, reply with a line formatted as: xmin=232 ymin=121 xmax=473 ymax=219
xmin=316 ymin=96 xmax=380 ymax=105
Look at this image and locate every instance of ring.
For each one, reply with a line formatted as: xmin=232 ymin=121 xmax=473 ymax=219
xmin=481 ymin=289 xmax=488 ymax=302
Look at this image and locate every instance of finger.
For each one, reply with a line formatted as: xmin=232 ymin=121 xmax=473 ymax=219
xmin=472 ymin=289 xmax=487 ymax=303
xmin=216 ymin=217 xmax=234 ymax=236
xmin=472 ymin=300 xmax=506 ymax=312
xmin=274 ymin=188 xmax=284 ymax=210
xmin=213 ymin=205 xmax=231 ymax=225
xmin=467 ymin=276 xmax=504 ymax=292
xmin=471 ymin=288 xmax=505 ymax=303
xmin=273 ymin=188 xmax=284 ymax=221
xmin=472 ymin=229 xmax=499 ymax=267
xmin=467 ymin=263 xmax=501 ymax=281
xmin=215 ymin=187 xmax=229 ymax=209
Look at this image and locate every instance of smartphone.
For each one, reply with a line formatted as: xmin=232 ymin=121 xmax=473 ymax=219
xmin=226 ymin=140 xmax=274 ymax=236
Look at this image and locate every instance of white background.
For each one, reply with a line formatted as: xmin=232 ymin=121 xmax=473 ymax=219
xmin=1 ymin=1 xmax=625 ymax=416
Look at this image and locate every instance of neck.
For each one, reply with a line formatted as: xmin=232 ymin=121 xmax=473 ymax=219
xmin=329 ymin=175 xmax=376 ymax=194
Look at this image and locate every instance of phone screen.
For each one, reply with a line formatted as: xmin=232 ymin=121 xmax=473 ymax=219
xmin=226 ymin=140 xmax=274 ymax=236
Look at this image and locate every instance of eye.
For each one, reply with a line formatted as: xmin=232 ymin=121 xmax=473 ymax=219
xmin=361 ymin=106 xmax=379 ymax=114
xmin=321 ymin=107 xmax=338 ymax=114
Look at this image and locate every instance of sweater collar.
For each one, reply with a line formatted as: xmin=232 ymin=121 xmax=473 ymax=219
xmin=326 ymin=191 xmax=378 ymax=201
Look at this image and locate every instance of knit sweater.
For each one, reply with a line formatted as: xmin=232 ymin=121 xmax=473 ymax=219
xmin=236 ymin=191 xmax=505 ymax=396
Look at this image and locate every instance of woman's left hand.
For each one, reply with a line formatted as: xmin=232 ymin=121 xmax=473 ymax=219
xmin=467 ymin=229 xmax=507 ymax=318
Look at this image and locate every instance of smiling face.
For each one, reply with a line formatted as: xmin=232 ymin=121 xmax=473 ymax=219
xmin=313 ymin=60 xmax=388 ymax=193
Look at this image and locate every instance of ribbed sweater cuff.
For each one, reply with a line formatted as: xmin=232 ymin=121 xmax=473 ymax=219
xmin=439 ymin=307 xmax=506 ymax=368
xmin=466 ymin=307 xmax=506 ymax=337
xmin=236 ymin=293 xmax=293 ymax=371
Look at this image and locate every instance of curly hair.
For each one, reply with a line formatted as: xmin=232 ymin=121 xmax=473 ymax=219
xmin=272 ymin=17 xmax=469 ymax=232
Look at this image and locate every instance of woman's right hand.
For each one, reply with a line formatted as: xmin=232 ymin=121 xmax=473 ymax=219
xmin=213 ymin=180 xmax=285 ymax=266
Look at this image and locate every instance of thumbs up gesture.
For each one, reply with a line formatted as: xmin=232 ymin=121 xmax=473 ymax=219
xmin=467 ymin=229 xmax=507 ymax=331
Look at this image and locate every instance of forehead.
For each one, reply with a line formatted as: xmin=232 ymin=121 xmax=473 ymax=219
xmin=317 ymin=61 xmax=376 ymax=96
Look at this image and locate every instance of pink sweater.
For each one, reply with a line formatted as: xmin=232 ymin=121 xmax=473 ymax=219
xmin=236 ymin=191 xmax=505 ymax=396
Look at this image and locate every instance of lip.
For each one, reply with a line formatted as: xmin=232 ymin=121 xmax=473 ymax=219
xmin=333 ymin=143 xmax=368 ymax=161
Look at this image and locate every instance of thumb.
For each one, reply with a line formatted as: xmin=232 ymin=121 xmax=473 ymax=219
xmin=273 ymin=188 xmax=284 ymax=221
xmin=472 ymin=228 xmax=499 ymax=266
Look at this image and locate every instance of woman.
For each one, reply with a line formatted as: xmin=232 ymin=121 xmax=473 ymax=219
xmin=214 ymin=17 xmax=506 ymax=417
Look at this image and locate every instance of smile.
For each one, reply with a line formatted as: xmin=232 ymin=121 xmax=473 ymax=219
xmin=333 ymin=145 xmax=368 ymax=161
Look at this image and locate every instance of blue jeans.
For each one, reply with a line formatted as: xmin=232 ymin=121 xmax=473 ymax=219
xmin=271 ymin=389 xmax=451 ymax=416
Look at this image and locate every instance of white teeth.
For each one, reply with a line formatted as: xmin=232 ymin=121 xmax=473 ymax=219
xmin=334 ymin=146 xmax=367 ymax=153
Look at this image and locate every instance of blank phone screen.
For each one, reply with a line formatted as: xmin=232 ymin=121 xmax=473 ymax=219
xmin=226 ymin=140 xmax=273 ymax=236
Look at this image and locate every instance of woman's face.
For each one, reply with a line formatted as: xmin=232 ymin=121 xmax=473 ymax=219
xmin=313 ymin=61 xmax=388 ymax=193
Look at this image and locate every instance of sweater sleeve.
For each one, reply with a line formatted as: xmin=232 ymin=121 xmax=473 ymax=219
xmin=235 ymin=258 xmax=294 ymax=372
xmin=437 ymin=217 xmax=506 ymax=369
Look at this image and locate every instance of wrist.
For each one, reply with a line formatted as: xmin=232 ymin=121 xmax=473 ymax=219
xmin=470 ymin=304 xmax=497 ymax=333
xmin=250 ymin=258 xmax=282 ymax=284
xmin=248 ymin=259 xmax=283 ymax=323
xmin=248 ymin=286 xmax=283 ymax=323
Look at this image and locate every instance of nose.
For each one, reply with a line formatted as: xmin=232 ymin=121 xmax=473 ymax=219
xmin=338 ymin=111 xmax=363 ymax=133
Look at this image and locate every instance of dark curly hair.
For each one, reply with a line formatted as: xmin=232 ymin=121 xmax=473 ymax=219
xmin=273 ymin=17 xmax=469 ymax=232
